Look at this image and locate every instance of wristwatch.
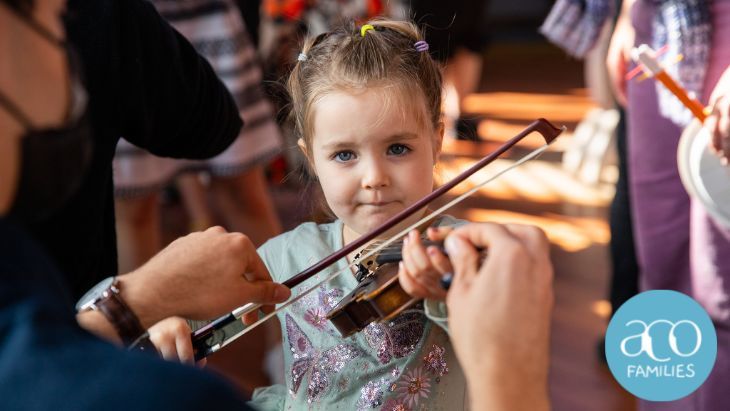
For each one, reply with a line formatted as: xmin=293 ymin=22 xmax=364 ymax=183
xmin=76 ymin=276 xmax=156 ymax=353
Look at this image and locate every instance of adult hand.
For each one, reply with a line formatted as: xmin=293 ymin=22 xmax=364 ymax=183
xmin=706 ymin=67 xmax=730 ymax=164
xmin=605 ymin=0 xmax=636 ymax=107
xmin=120 ymin=226 xmax=291 ymax=328
xmin=444 ymin=223 xmax=553 ymax=411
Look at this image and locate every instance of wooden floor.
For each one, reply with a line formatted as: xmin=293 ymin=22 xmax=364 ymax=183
xmin=161 ymin=40 xmax=637 ymax=410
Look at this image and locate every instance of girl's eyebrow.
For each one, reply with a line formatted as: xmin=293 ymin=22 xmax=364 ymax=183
xmin=383 ymin=132 xmax=420 ymax=142
xmin=320 ymin=140 xmax=356 ymax=151
xmin=320 ymin=132 xmax=420 ymax=151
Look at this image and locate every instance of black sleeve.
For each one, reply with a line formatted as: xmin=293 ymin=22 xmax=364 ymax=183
xmin=114 ymin=0 xmax=242 ymax=158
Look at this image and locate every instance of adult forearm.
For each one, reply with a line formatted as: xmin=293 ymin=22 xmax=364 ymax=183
xmin=74 ymin=227 xmax=291 ymax=345
xmin=74 ymin=271 xmax=168 ymax=345
xmin=467 ymin=365 xmax=550 ymax=411
xmin=115 ymin=270 xmax=170 ymax=329
xmin=76 ymin=310 xmax=123 ymax=345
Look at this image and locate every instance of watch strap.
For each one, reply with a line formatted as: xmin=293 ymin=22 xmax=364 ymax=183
xmin=127 ymin=331 xmax=157 ymax=355
xmin=95 ymin=286 xmax=157 ymax=354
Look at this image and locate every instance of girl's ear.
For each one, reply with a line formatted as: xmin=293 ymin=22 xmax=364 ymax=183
xmin=297 ymin=138 xmax=308 ymax=156
xmin=432 ymin=122 xmax=445 ymax=163
xmin=298 ymin=138 xmax=316 ymax=174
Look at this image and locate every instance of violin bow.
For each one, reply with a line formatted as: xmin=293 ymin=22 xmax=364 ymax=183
xmin=190 ymin=118 xmax=564 ymax=360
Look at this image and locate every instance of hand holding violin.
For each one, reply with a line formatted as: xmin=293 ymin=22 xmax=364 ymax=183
xmin=445 ymin=223 xmax=552 ymax=411
xmin=397 ymin=227 xmax=454 ymax=301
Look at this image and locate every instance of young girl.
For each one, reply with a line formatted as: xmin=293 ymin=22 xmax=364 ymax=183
xmin=249 ymin=19 xmax=468 ymax=410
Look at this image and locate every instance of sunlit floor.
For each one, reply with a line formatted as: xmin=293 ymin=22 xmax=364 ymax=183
xmin=159 ymin=41 xmax=637 ymax=410
xmin=437 ymin=42 xmax=636 ymax=411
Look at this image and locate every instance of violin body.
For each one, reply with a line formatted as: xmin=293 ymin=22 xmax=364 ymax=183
xmin=327 ymin=262 xmax=418 ymax=338
xmin=326 ymin=238 xmax=448 ymax=337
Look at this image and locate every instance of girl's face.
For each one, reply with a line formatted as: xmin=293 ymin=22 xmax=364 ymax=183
xmin=305 ymin=88 xmax=443 ymax=242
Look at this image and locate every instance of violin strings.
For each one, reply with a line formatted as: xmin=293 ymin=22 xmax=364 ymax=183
xmin=357 ymin=239 xmax=444 ymax=257
xmin=214 ymin=143 xmax=551 ymax=346
xmin=368 ymin=242 xmax=445 ymax=258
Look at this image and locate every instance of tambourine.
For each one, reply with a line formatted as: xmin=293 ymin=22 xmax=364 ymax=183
xmin=677 ymin=120 xmax=730 ymax=227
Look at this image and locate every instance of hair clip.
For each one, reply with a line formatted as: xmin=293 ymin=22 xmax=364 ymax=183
xmin=297 ymin=52 xmax=308 ymax=62
xmin=414 ymin=40 xmax=429 ymax=52
xmin=361 ymin=24 xmax=375 ymax=37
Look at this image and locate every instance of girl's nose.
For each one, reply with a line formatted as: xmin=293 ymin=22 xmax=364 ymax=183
xmin=361 ymin=160 xmax=390 ymax=189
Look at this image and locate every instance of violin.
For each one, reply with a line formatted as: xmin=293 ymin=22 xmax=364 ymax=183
xmin=188 ymin=118 xmax=563 ymax=360
xmin=327 ymin=235 xmax=486 ymax=337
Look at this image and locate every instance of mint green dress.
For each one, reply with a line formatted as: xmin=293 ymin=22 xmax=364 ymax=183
xmin=249 ymin=217 xmax=468 ymax=410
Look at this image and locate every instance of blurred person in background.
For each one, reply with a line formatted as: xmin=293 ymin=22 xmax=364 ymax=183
xmin=113 ymin=0 xmax=284 ymax=275
xmin=543 ymin=0 xmax=730 ymax=409
xmin=406 ymin=0 xmax=492 ymax=140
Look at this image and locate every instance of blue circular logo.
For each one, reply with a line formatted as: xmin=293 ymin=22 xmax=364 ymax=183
xmin=605 ymin=290 xmax=717 ymax=401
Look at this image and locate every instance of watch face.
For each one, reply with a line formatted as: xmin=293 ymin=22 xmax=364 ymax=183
xmin=75 ymin=276 xmax=115 ymax=311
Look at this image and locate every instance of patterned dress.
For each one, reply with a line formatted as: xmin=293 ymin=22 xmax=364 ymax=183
xmin=250 ymin=218 xmax=467 ymax=411
xmin=113 ymin=0 xmax=282 ymax=198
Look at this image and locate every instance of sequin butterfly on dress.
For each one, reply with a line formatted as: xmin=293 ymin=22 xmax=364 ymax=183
xmin=363 ymin=309 xmax=426 ymax=365
xmin=286 ymin=314 xmax=362 ymax=403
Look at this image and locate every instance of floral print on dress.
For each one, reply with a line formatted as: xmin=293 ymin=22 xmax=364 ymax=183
xmin=394 ymin=367 xmax=431 ymax=408
xmin=292 ymin=285 xmax=343 ymax=334
xmin=285 ymin=314 xmax=362 ymax=403
xmin=422 ymin=344 xmax=449 ymax=377
xmin=318 ymin=286 xmax=343 ymax=310
xmin=303 ymin=307 xmax=328 ymax=329
xmin=381 ymin=398 xmax=409 ymax=411
xmin=293 ymin=285 xmax=343 ymax=313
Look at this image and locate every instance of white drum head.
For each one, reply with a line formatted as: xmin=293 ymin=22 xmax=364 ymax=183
xmin=678 ymin=120 xmax=730 ymax=227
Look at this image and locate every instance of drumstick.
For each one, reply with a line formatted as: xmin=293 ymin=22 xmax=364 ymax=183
xmin=625 ymin=44 xmax=669 ymax=81
xmin=631 ymin=44 xmax=709 ymax=122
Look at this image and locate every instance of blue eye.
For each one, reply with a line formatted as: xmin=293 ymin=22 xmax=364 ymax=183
xmin=334 ymin=151 xmax=355 ymax=162
xmin=388 ymin=144 xmax=410 ymax=156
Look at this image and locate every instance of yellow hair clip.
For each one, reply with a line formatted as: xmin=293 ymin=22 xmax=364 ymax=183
xmin=360 ymin=24 xmax=375 ymax=37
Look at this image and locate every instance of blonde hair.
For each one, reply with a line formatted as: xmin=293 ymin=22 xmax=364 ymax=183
xmin=287 ymin=19 xmax=443 ymax=155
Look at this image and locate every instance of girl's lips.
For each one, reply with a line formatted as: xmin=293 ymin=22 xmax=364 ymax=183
xmin=362 ymin=201 xmax=396 ymax=206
